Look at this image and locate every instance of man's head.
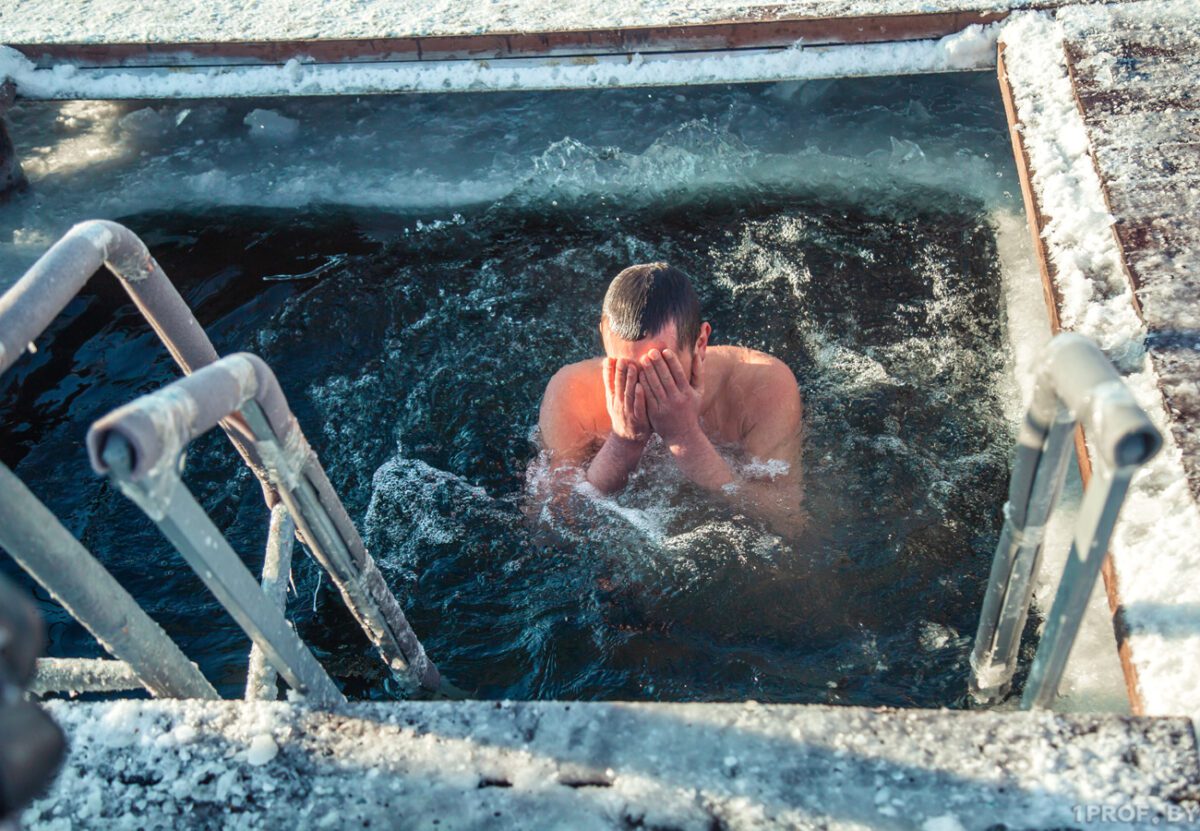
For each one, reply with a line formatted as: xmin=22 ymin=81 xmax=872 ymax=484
xmin=600 ymin=263 xmax=711 ymax=376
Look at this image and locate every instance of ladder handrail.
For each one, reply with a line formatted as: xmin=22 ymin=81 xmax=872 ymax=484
xmin=0 ymin=220 xmax=447 ymax=700
xmin=0 ymin=463 xmax=219 ymax=699
xmin=0 ymin=219 xmax=274 ymax=500
xmin=970 ymin=332 xmax=1161 ymax=707
xmin=87 ymin=352 xmax=447 ymax=695
xmin=245 ymin=503 xmax=297 ymax=700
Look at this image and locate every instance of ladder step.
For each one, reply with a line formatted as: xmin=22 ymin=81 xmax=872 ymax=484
xmin=30 ymin=657 xmax=148 ymax=696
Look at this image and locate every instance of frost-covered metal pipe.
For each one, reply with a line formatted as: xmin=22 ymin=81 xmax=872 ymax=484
xmin=969 ymin=333 xmax=1160 ymax=706
xmin=0 ymin=219 xmax=275 ymax=502
xmin=28 ymin=658 xmax=144 ymax=696
xmin=98 ymin=433 xmax=345 ymax=708
xmin=0 ymin=462 xmax=218 ymax=700
xmin=86 ymin=353 xmax=448 ymax=695
xmin=245 ymin=503 xmax=296 ymax=700
xmin=0 ymin=220 xmax=216 ymax=376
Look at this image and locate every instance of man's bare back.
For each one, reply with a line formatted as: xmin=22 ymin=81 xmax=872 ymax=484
xmin=535 ymin=263 xmax=805 ymax=535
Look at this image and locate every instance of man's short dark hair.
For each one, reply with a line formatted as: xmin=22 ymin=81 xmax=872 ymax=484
xmin=601 ymin=262 xmax=701 ymax=349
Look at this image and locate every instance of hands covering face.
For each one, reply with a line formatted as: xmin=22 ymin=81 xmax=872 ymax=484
xmin=639 ymin=348 xmax=704 ymax=444
xmin=602 ymin=348 xmax=704 ymax=445
xmin=602 ymin=357 xmax=651 ymax=444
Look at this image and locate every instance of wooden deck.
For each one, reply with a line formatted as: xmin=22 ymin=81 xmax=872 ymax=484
xmin=1000 ymin=0 xmax=1200 ymax=717
xmin=1062 ymin=8 xmax=1200 ymax=503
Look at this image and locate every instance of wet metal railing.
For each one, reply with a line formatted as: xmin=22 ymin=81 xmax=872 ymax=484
xmin=245 ymin=503 xmax=297 ymax=700
xmin=86 ymin=352 xmax=449 ymax=698
xmin=0 ymin=220 xmax=447 ymax=701
xmin=969 ymin=333 xmax=1162 ymax=708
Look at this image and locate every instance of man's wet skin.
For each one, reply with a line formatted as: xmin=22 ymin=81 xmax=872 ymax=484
xmin=536 ymin=265 xmax=806 ymax=537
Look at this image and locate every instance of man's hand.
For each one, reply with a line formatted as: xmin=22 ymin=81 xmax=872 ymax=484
xmin=604 ymin=358 xmax=650 ymax=445
xmin=641 ymin=348 xmax=735 ymax=491
xmin=640 ymin=348 xmax=703 ymax=447
xmin=581 ymin=358 xmax=650 ymax=495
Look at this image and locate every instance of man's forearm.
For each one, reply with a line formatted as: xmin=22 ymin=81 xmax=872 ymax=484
xmin=725 ymin=477 xmax=807 ymax=537
xmin=667 ymin=426 xmax=734 ymax=490
xmin=587 ymin=434 xmax=647 ymax=494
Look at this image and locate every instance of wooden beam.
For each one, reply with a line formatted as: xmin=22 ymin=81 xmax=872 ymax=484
xmin=6 ymin=10 xmax=1009 ymax=69
xmin=997 ymin=42 xmax=1145 ymax=715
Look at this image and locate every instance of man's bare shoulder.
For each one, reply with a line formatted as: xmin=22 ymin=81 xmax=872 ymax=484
xmin=543 ymin=358 xmax=603 ymax=404
xmin=539 ymin=357 xmax=606 ymax=443
xmin=711 ymin=346 xmax=803 ymax=441
xmin=714 ymin=346 xmax=800 ymax=396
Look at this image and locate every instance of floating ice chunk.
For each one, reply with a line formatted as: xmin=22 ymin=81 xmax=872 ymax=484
xmin=244 ymin=108 xmax=300 ymax=143
xmin=246 ymin=733 xmax=279 ymax=766
xmin=917 ymin=621 xmax=957 ymax=651
xmin=119 ymin=106 xmax=168 ymax=139
xmin=890 ymin=136 xmax=927 ymax=165
xmin=923 ymin=815 xmax=967 ymax=831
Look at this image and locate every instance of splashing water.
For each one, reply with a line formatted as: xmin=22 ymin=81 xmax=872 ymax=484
xmin=0 ymin=74 xmax=1022 ymax=705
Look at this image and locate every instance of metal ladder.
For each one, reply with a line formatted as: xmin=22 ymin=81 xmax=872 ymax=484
xmin=0 ymin=220 xmax=456 ymax=703
xmin=969 ymin=332 xmax=1161 ymax=708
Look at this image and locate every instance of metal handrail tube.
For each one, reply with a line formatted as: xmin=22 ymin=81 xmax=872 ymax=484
xmin=0 ymin=219 xmax=276 ymax=501
xmin=1029 ymin=334 xmax=1160 ymax=471
xmin=87 ymin=353 xmax=447 ymax=695
xmin=969 ymin=333 xmax=1161 ymax=707
xmin=0 ymin=220 xmax=215 ymax=376
xmin=0 ymin=220 xmax=278 ymax=697
xmin=100 ymin=435 xmax=345 ymax=708
xmin=1021 ymin=461 xmax=1139 ymax=708
xmin=0 ymin=462 xmax=218 ymax=700
xmin=245 ymin=504 xmax=296 ymax=700
xmin=29 ymin=658 xmax=144 ymax=696
xmin=969 ymin=413 xmax=1074 ymax=701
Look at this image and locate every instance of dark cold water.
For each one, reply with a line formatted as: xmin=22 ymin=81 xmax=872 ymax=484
xmin=0 ymin=74 xmax=1022 ymax=706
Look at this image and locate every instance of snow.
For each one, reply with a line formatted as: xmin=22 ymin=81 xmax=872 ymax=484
xmin=0 ymin=0 xmax=1080 ymax=45
xmin=0 ymin=28 xmax=999 ymax=99
xmin=998 ymin=8 xmax=1200 ymax=722
xmin=23 ymin=698 xmax=1200 ymax=829
xmin=246 ymin=733 xmax=279 ymax=765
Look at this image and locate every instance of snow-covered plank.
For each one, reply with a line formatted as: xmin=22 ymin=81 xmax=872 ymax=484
xmin=1085 ymin=111 xmax=1200 ymax=149
xmin=3 ymin=12 xmax=1013 ymax=69
xmin=1094 ymin=143 xmax=1200 ymax=185
xmin=1060 ymin=1 xmax=1200 ymax=502
xmin=24 ymin=699 xmax=1200 ymax=830
xmin=0 ymin=0 xmax=1093 ymax=48
xmin=998 ymin=4 xmax=1200 ymax=722
xmin=0 ymin=28 xmax=1002 ymax=100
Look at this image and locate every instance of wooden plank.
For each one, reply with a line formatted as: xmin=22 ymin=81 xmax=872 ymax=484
xmin=1115 ymin=216 xmax=1200 ymax=291
xmin=1074 ymin=87 xmax=1198 ymax=118
xmin=1064 ymin=32 xmax=1200 ymax=66
xmin=4 ymin=10 xmax=1009 ymax=69
xmin=1094 ymin=142 xmax=1200 ymax=184
xmin=1082 ymin=110 xmax=1200 ymax=149
xmin=997 ymin=42 xmax=1145 ymax=714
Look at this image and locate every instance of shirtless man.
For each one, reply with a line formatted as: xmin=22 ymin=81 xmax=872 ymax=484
xmin=537 ymin=262 xmax=805 ymax=534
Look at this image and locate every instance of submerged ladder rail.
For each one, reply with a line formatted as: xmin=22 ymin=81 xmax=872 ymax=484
xmin=245 ymin=503 xmax=297 ymax=700
xmin=0 ymin=220 xmax=444 ymax=699
xmin=98 ymin=433 xmax=345 ymax=707
xmin=969 ymin=333 xmax=1161 ymax=708
xmin=86 ymin=352 xmax=448 ymax=697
